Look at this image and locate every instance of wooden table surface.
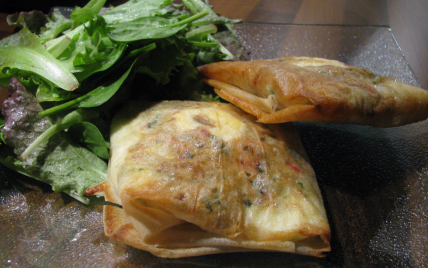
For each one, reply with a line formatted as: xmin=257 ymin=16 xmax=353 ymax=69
xmin=1 ymin=0 xmax=427 ymax=88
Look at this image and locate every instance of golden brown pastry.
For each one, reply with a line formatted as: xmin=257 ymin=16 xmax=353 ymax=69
xmin=197 ymin=57 xmax=428 ymax=127
xmin=86 ymin=101 xmax=330 ymax=258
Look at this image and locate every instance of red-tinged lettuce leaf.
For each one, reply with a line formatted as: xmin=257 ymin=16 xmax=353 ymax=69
xmin=1 ymin=77 xmax=107 ymax=203
xmin=2 ymin=77 xmax=51 ymax=157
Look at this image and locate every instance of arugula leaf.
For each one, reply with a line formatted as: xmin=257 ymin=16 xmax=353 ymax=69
xmin=39 ymin=58 xmax=138 ymax=117
xmin=67 ymin=122 xmax=110 ymax=159
xmin=107 ymin=11 xmax=208 ymax=42
xmin=181 ymin=0 xmax=210 ymax=15
xmin=0 ymin=28 xmax=79 ymax=91
xmin=135 ymin=37 xmax=189 ymax=85
xmin=182 ymin=0 xmax=239 ymax=33
xmin=101 ymin=0 xmax=172 ymax=24
xmin=186 ymin=24 xmax=218 ymax=41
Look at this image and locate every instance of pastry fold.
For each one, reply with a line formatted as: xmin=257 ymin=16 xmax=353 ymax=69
xmin=86 ymin=101 xmax=330 ymax=258
xmin=197 ymin=57 xmax=428 ymax=127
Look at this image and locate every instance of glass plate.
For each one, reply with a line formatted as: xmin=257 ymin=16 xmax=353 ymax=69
xmin=1 ymin=23 xmax=427 ymax=268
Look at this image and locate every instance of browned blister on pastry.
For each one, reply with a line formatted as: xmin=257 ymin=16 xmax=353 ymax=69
xmin=198 ymin=57 xmax=428 ymax=127
xmin=86 ymin=101 xmax=330 ymax=258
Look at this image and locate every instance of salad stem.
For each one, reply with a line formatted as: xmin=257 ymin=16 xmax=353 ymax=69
xmin=21 ymin=108 xmax=99 ymax=159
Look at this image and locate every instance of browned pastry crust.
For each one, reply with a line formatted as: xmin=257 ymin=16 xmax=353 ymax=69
xmin=87 ymin=101 xmax=330 ymax=258
xmin=198 ymin=57 xmax=428 ymax=127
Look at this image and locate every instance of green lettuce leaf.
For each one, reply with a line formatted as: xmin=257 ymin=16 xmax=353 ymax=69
xmin=70 ymin=0 xmax=107 ymax=29
xmin=0 ymin=0 xmax=243 ymax=204
xmin=101 ymin=0 xmax=172 ymax=24
xmin=39 ymin=9 xmax=72 ymax=43
xmin=1 ymin=77 xmax=106 ymax=203
xmin=67 ymin=121 xmax=110 ymax=159
xmin=6 ymin=10 xmax=48 ymax=35
xmin=20 ymin=108 xmax=99 ymax=160
xmin=58 ymin=15 xmax=128 ymax=81
xmin=0 ymin=28 xmax=79 ymax=91
xmin=107 ymin=11 xmax=208 ymax=42
xmin=23 ymin=135 xmax=107 ymax=204
xmin=39 ymin=59 xmax=138 ymax=117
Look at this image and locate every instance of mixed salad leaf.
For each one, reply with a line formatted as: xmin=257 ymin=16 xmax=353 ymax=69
xmin=0 ymin=0 xmax=246 ymax=203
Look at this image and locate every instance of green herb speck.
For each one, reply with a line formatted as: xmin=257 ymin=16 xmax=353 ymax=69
xmin=147 ymin=119 xmax=158 ymax=128
xmin=244 ymin=146 xmax=253 ymax=152
xmin=204 ymin=200 xmax=213 ymax=212
xmin=287 ymin=146 xmax=297 ymax=159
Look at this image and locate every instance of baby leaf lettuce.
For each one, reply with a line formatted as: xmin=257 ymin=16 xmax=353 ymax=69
xmin=0 ymin=0 xmax=243 ymax=203
xmin=1 ymin=77 xmax=107 ymax=203
xmin=58 ymin=15 xmax=128 ymax=81
xmin=6 ymin=10 xmax=48 ymax=35
xmin=70 ymin=0 xmax=107 ymax=29
xmin=101 ymin=0 xmax=172 ymax=24
xmin=39 ymin=9 xmax=72 ymax=43
xmin=67 ymin=121 xmax=110 ymax=160
xmin=39 ymin=59 xmax=137 ymax=117
xmin=107 ymin=11 xmax=208 ymax=42
xmin=2 ymin=77 xmax=52 ymax=158
xmin=20 ymin=108 xmax=99 ymax=160
xmin=0 ymin=28 xmax=79 ymax=91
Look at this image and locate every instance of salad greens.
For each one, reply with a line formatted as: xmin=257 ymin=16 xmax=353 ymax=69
xmin=0 ymin=28 xmax=79 ymax=91
xmin=0 ymin=0 xmax=244 ymax=203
